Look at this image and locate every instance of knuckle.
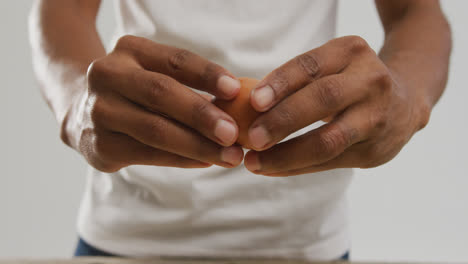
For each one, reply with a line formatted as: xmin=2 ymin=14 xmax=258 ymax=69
xmin=369 ymin=109 xmax=388 ymax=131
xmin=92 ymin=133 xmax=113 ymax=164
xmin=87 ymin=58 xmax=109 ymax=86
xmin=268 ymin=68 xmax=289 ymax=97
xmin=318 ymin=132 xmax=339 ymax=157
xmin=93 ymin=132 xmax=106 ymax=155
xmin=346 ymin=35 xmax=370 ymax=54
xmin=273 ymin=106 xmax=296 ymax=129
xmin=89 ymin=98 xmax=107 ymax=126
xmin=201 ymin=63 xmax=225 ymax=84
xmin=93 ymin=159 xmax=121 ymax=173
xmin=316 ymin=77 xmax=343 ymax=109
xmin=146 ymin=76 xmax=172 ymax=109
xmin=372 ymin=69 xmax=393 ymax=94
xmin=145 ymin=117 xmax=169 ymax=147
xmin=418 ymin=103 xmax=431 ymax=130
xmin=318 ymin=126 xmax=349 ymax=157
xmin=78 ymin=129 xmax=121 ymax=173
xmin=114 ymin=34 xmax=139 ymax=51
xmin=168 ymin=48 xmax=193 ymax=72
xmin=191 ymin=99 xmax=212 ymax=126
xmin=296 ymin=52 xmax=321 ymax=79
xmin=260 ymin=107 xmax=295 ymax=138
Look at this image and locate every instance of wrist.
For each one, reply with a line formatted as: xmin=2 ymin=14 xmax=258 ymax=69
xmin=58 ymin=77 xmax=88 ymax=150
xmin=387 ymin=65 xmax=432 ymax=133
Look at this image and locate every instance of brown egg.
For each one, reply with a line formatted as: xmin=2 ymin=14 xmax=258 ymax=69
xmin=214 ymin=77 xmax=261 ymax=149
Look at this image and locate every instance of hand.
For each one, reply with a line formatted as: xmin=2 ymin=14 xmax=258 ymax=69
xmin=243 ymin=36 xmax=430 ymax=176
xmin=63 ymin=35 xmax=244 ymax=172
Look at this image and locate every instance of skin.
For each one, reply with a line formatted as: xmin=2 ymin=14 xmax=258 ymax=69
xmin=29 ymin=0 xmax=244 ymax=172
xmin=30 ymin=1 xmax=451 ymax=176
xmin=244 ymin=0 xmax=452 ymax=176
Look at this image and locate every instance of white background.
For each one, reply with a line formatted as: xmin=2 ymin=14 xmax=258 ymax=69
xmin=1 ymin=0 xmax=467 ymax=262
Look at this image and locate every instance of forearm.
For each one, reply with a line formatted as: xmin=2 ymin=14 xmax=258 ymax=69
xmin=29 ymin=0 xmax=105 ymax=126
xmin=376 ymin=1 xmax=452 ymax=128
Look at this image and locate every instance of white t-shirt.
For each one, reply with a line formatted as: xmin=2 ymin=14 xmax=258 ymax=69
xmin=78 ymin=0 xmax=353 ymax=261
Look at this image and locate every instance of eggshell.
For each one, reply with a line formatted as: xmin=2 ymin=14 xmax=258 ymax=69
xmin=214 ymin=77 xmax=261 ymax=149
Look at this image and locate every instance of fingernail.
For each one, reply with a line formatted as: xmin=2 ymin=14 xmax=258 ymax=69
xmin=214 ymin=119 xmax=237 ymax=145
xmin=217 ymin=75 xmax=240 ymax=98
xmin=198 ymin=162 xmax=212 ymax=167
xmin=252 ymin=85 xmax=274 ymax=110
xmin=221 ymin=146 xmax=243 ymax=165
xmin=249 ymin=125 xmax=271 ymax=149
xmin=244 ymin=151 xmax=261 ymax=171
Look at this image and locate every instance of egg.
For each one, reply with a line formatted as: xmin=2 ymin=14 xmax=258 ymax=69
xmin=214 ymin=77 xmax=261 ymax=149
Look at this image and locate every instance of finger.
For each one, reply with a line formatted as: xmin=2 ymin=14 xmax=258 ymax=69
xmin=248 ymin=73 xmax=369 ymax=150
xmin=244 ymin=104 xmax=373 ymax=175
xmin=98 ymin=131 xmax=212 ymax=171
xmin=250 ymin=36 xmax=371 ymax=112
xmin=263 ymin=149 xmax=358 ymax=177
xmin=113 ymin=35 xmax=240 ymax=99
xmin=265 ymin=139 xmax=377 ymax=176
xmin=199 ymin=93 xmax=215 ymax=102
xmin=96 ymin=95 xmax=244 ymax=168
xmin=269 ymin=129 xmax=401 ymax=176
xmin=105 ymin=68 xmax=240 ymax=147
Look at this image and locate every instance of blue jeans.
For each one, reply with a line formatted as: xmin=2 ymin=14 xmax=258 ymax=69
xmin=74 ymin=238 xmax=117 ymax=257
xmin=74 ymin=237 xmax=350 ymax=260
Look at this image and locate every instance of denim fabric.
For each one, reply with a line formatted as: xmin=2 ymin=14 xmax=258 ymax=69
xmin=74 ymin=238 xmax=118 ymax=257
xmin=74 ymin=237 xmax=349 ymax=260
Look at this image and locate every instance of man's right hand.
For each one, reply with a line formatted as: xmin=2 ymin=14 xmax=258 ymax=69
xmin=62 ymin=35 xmax=244 ymax=172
